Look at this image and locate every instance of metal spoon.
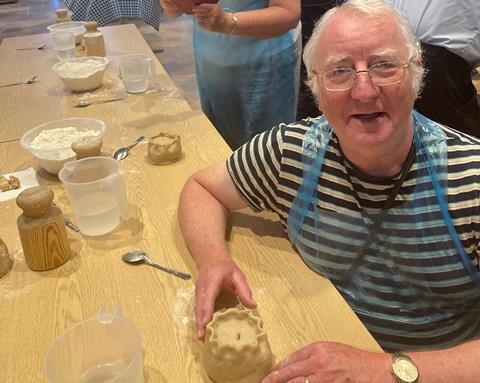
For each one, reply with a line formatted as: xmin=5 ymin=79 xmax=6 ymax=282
xmin=16 ymin=43 xmax=48 ymax=50
xmin=122 ymin=250 xmax=191 ymax=280
xmin=0 ymin=74 xmax=37 ymax=88
xmin=75 ymin=97 xmax=125 ymax=108
xmin=113 ymin=135 xmax=145 ymax=160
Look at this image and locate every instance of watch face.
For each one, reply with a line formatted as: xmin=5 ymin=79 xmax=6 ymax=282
xmin=393 ymin=357 xmax=418 ymax=382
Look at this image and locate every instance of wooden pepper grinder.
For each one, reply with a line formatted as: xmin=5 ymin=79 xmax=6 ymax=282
xmin=71 ymin=136 xmax=103 ymax=159
xmin=16 ymin=186 xmax=71 ymax=271
xmin=84 ymin=20 xmax=106 ymax=57
xmin=85 ymin=21 xmax=99 ymax=34
xmin=55 ymin=8 xmax=70 ymax=23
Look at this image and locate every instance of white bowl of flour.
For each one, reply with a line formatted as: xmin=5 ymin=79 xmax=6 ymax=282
xmin=20 ymin=118 xmax=106 ymax=174
xmin=53 ymin=57 xmax=109 ymax=92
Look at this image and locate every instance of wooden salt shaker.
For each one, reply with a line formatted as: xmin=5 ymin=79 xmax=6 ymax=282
xmin=84 ymin=21 xmax=106 ymax=57
xmin=72 ymin=136 xmax=103 ymax=159
xmin=85 ymin=21 xmax=99 ymax=33
xmin=16 ymin=186 xmax=71 ymax=271
xmin=55 ymin=9 xmax=70 ymax=23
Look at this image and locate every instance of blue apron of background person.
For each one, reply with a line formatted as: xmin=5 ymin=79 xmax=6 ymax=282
xmin=193 ymin=0 xmax=301 ymax=149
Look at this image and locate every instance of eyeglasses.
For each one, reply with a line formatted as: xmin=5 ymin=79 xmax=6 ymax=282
xmin=317 ymin=61 xmax=411 ymax=92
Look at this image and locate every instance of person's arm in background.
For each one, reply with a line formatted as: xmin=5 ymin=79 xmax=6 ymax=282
xmin=160 ymin=0 xmax=184 ymax=17
xmin=193 ymin=0 xmax=300 ymax=38
xmin=178 ymin=161 xmax=256 ymax=339
xmin=161 ymin=0 xmax=300 ymax=39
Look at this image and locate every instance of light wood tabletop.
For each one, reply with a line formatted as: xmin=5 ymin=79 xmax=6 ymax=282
xmin=0 ymin=24 xmax=380 ymax=383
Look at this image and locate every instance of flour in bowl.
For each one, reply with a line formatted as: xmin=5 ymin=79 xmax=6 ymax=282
xmin=56 ymin=59 xmax=105 ymax=78
xmin=30 ymin=126 xmax=98 ymax=159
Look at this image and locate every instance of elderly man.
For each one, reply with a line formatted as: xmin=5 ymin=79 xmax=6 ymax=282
xmin=179 ymin=0 xmax=480 ymax=381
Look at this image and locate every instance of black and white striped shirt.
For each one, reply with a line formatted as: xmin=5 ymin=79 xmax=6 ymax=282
xmin=227 ymin=116 xmax=480 ymax=351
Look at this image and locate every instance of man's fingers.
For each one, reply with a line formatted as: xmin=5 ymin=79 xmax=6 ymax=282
xmin=272 ymin=344 xmax=315 ymax=371
xmin=194 ymin=281 xmax=221 ymax=339
xmin=232 ymin=272 xmax=257 ymax=308
xmin=263 ymin=359 xmax=312 ymax=383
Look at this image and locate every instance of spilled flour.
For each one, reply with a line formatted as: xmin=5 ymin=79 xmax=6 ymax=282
xmin=0 ymin=249 xmax=34 ymax=298
xmin=172 ymin=285 xmax=196 ymax=335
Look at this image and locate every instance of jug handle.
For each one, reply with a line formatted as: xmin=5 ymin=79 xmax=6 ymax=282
xmin=148 ymin=57 xmax=157 ymax=80
xmin=111 ymin=173 xmax=129 ymax=220
xmin=96 ymin=304 xmax=124 ymax=324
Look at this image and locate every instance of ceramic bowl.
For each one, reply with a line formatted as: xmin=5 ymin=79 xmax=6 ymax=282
xmin=20 ymin=118 xmax=106 ymax=174
xmin=53 ymin=56 xmax=109 ymax=92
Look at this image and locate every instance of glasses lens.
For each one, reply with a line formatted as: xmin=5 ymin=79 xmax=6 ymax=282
xmin=322 ymin=68 xmax=353 ymax=90
xmin=370 ymin=63 xmax=404 ymax=85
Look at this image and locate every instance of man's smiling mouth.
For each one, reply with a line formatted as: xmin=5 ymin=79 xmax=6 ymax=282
xmin=352 ymin=112 xmax=385 ymax=121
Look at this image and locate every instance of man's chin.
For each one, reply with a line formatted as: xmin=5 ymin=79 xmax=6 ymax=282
xmin=348 ymin=128 xmax=393 ymax=148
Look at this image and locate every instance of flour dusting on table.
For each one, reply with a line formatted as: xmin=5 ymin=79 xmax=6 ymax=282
xmin=172 ymin=285 xmax=195 ymax=330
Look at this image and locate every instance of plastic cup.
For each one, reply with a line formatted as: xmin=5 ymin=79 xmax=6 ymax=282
xmin=52 ymin=31 xmax=76 ymax=61
xmin=58 ymin=157 xmax=129 ymax=237
xmin=119 ymin=54 xmax=156 ymax=93
xmin=44 ymin=306 xmax=144 ymax=383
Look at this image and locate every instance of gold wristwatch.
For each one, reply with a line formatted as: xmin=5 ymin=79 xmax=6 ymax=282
xmin=392 ymin=353 xmax=419 ymax=383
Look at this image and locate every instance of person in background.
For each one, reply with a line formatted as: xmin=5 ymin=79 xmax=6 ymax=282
xmin=296 ymin=0 xmax=340 ymax=120
xmin=179 ymin=0 xmax=480 ymax=381
xmin=64 ymin=0 xmax=162 ymax=30
xmin=385 ymin=0 xmax=480 ymax=137
xmin=160 ymin=0 xmax=301 ymax=150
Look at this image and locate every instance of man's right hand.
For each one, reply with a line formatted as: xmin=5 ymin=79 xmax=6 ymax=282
xmin=194 ymin=257 xmax=257 ymax=339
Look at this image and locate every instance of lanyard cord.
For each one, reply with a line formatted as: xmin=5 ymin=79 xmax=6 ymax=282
xmin=342 ymin=143 xmax=415 ymax=223
xmin=338 ymin=143 xmax=416 ymax=280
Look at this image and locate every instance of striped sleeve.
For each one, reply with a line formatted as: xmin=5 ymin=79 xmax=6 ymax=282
xmin=226 ymin=125 xmax=284 ymax=214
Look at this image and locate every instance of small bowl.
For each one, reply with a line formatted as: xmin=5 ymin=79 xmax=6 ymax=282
xmin=47 ymin=21 xmax=86 ymax=45
xmin=20 ymin=118 xmax=106 ymax=174
xmin=53 ymin=56 xmax=109 ymax=92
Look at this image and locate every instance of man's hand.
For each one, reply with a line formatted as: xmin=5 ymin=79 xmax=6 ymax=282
xmin=262 ymin=342 xmax=392 ymax=383
xmin=195 ymin=257 xmax=256 ymax=339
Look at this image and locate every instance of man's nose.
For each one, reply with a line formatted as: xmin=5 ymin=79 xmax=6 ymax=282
xmin=350 ymin=71 xmax=379 ymax=101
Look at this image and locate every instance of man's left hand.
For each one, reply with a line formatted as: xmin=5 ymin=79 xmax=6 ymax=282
xmin=262 ymin=342 xmax=393 ymax=383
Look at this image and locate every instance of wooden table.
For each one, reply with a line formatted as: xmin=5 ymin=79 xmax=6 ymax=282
xmin=0 ymin=24 xmax=380 ymax=382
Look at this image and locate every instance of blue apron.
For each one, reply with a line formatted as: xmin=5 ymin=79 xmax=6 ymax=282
xmin=193 ymin=0 xmax=300 ymax=149
xmin=287 ymin=111 xmax=480 ymax=348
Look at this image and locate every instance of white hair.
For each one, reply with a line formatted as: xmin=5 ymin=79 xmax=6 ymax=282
xmin=303 ymin=0 xmax=425 ymax=96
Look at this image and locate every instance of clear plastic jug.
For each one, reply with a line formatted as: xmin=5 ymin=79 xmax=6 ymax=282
xmin=119 ymin=54 xmax=156 ymax=93
xmin=58 ymin=157 xmax=128 ymax=236
xmin=44 ymin=306 xmax=144 ymax=383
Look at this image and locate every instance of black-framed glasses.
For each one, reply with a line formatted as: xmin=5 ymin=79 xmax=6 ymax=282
xmin=318 ymin=61 xmax=411 ymax=92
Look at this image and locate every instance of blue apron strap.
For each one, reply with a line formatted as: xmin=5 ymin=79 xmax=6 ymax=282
xmin=287 ymin=117 xmax=332 ymax=243
xmin=413 ymin=110 xmax=480 ymax=287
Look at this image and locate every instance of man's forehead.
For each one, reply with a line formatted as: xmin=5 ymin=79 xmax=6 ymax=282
xmin=317 ymin=9 xmax=406 ymax=66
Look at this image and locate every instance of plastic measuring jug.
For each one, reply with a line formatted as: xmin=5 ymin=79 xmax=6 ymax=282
xmin=58 ymin=157 xmax=128 ymax=236
xmin=44 ymin=306 xmax=144 ymax=383
xmin=119 ymin=54 xmax=156 ymax=93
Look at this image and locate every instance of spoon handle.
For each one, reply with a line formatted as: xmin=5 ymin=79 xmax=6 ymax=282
xmin=127 ymin=135 xmax=145 ymax=150
xmin=146 ymin=259 xmax=191 ymax=280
